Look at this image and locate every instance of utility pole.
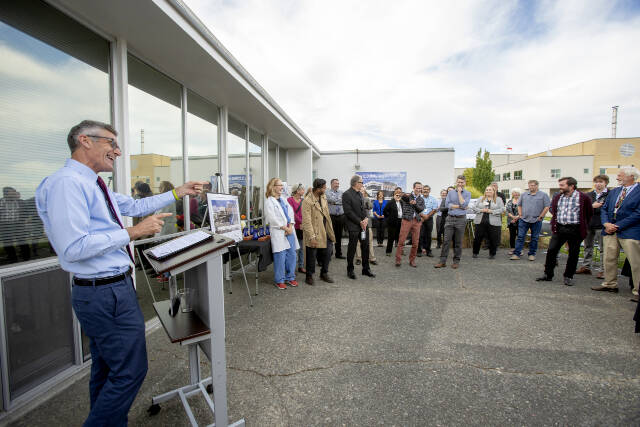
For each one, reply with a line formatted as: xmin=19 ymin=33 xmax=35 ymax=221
xmin=611 ymin=106 xmax=618 ymax=138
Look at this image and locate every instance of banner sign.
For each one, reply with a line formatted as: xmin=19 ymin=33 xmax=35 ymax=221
xmin=359 ymin=171 xmax=407 ymax=197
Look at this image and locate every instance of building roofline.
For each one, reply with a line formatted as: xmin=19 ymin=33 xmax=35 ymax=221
xmin=528 ymin=137 xmax=640 ymax=157
xmin=319 ymin=147 xmax=455 ymax=155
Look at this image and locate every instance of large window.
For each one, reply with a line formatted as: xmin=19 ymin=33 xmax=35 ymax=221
xmin=279 ymin=147 xmax=287 ymax=181
xmin=494 ymin=174 xmax=500 ymax=182
xmin=228 ymin=116 xmax=247 ymax=217
xmin=0 ymin=3 xmax=111 ymax=267
xmin=514 ymin=170 xmax=522 ymax=180
xmin=502 ymin=172 xmax=511 ymax=181
xmin=186 ymin=90 xmax=218 ymax=229
xmin=249 ymin=129 xmax=263 ymax=221
xmin=268 ymin=140 xmax=277 ymax=180
xmin=128 ymin=54 xmax=182 ymax=230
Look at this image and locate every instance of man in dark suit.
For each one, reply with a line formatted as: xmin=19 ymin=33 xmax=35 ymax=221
xmin=591 ymin=167 xmax=640 ymax=298
xmin=342 ymin=175 xmax=375 ymax=279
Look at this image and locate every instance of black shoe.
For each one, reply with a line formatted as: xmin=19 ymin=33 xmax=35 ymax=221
xmin=563 ymin=277 xmax=573 ymax=286
xmin=355 ymin=259 xmax=361 ymax=265
xmin=417 ymin=252 xmax=423 ymax=257
xmin=472 ymin=253 xmax=478 ymax=258
xmin=489 ymin=255 xmax=495 ymax=259
xmin=335 ymin=255 xmax=346 ymax=259
xmin=536 ymin=275 xmax=552 ymax=282
xmin=347 ymin=272 xmax=356 ymax=280
xmin=371 ymin=260 xmax=378 ymax=265
xmin=362 ymin=270 xmax=376 ymax=278
xmin=426 ymin=252 xmax=434 ymax=257
xmin=305 ymin=275 xmax=314 ymax=286
xmin=320 ymin=273 xmax=334 ymax=283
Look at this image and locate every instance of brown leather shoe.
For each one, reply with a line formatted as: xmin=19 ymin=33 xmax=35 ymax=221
xmin=320 ymin=273 xmax=334 ymax=283
xmin=305 ymin=275 xmax=314 ymax=286
xmin=451 ymin=263 xmax=459 ymax=269
xmin=575 ymin=266 xmax=591 ymax=275
xmin=409 ymin=262 xmax=417 ymax=268
xmin=434 ymin=263 xmax=446 ymax=268
xmin=591 ymin=285 xmax=618 ymax=293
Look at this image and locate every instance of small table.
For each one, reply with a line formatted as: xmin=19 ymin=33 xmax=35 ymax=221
xmin=223 ymin=239 xmax=273 ymax=299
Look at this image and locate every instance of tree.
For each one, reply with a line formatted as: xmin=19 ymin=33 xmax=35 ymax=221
xmin=473 ymin=148 xmax=494 ymax=192
xmin=463 ymin=167 xmax=475 ymax=188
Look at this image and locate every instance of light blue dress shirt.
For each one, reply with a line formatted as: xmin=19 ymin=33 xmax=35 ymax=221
xmin=421 ymin=195 xmax=439 ymax=215
xmin=446 ymin=188 xmax=471 ymax=216
xmin=36 ymin=159 xmax=175 ymax=278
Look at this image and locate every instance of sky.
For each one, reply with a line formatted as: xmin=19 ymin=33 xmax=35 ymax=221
xmin=185 ymin=0 xmax=640 ymax=167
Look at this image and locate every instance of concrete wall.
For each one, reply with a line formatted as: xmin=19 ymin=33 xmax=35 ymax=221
xmin=315 ymin=149 xmax=455 ymax=194
xmin=286 ymin=148 xmax=313 ymax=188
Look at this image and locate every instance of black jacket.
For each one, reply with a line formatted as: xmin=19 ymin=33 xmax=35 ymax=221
xmin=399 ymin=193 xmax=425 ymax=221
xmin=588 ymin=189 xmax=609 ymax=229
xmin=383 ymin=198 xmax=402 ymax=226
xmin=342 ymin=188 xmax=367 ymax=232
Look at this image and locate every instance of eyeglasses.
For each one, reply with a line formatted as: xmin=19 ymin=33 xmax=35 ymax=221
xmin=357 ymin=181 xmax=363 ymax=184
xmin=86 ymin=135 xmax=119 ymax=150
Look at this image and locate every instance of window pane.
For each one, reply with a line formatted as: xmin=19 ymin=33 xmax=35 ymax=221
xmin=268 ymin=140 xmax=277 ymax=180
xmin=279 ymin=148 xmax=287 ymax=181
xmin=128 ymin=54 xmax=182 ymax=232
xmin=186 ymin=90 xmax=218 ymax=229
xmin=0 ymin=3 xmax=110 ymax=268
xmin=228 ymin=116 xmax=247 ymax=217
xmin=249 ymin=129 xmax=262 ymax=221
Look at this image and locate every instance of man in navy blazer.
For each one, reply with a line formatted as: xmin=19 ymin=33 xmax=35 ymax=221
xmin=592 ymin=167 xmax=640 ymax=297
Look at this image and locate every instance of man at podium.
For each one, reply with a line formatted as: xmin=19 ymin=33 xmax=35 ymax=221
xmin=35 ymin=120 xmax=206 ymax=427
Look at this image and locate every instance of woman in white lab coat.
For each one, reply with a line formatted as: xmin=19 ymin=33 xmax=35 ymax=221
xmin=264 ymin=178 xmax=300 ymax=289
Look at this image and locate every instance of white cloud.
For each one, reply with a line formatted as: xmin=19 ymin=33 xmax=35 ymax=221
xmin=186 ymin=0 xmax=640 ymax=166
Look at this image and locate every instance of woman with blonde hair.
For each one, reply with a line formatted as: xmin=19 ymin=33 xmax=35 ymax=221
xmin=505 ymin=188 xmax=522 ymax=254
xmin=471 ymin=186 xmax=504 ymax=259
xmin=264 ymin=177 xmax=299 ymax=289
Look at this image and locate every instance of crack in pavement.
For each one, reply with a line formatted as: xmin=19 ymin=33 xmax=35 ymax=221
xmin=229 ymin=357 xmax=640 ymax=385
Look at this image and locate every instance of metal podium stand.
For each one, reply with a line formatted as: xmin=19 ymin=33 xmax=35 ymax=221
xmin=144 ymin=231 xmax=245 ymax=427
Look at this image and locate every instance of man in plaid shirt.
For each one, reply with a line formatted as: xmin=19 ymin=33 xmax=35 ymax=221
xmin=536 ymin=177 xmax=593 ymax=286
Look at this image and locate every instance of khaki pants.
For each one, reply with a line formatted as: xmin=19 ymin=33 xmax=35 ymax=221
xmin=602 ymin=234 xmax=640 ymax=294
xmin=356 ymin=227 xmax=376 ymax=261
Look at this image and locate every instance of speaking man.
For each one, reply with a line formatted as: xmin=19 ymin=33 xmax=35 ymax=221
xmin=36 ymin=120 xmax=205 ymax=426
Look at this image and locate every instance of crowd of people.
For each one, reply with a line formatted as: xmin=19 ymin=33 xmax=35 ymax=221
xmin=262 ymin=170 xmax=640 ymax=307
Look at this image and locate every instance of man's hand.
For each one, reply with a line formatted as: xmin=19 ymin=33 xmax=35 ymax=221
xmin=360 ymin=217 xmax=368 ymax=229
xmin=457 ymin=187 xmax=463 ymax=193
xmin=175 ymin=181 xmax=208 ymax=198
xmin=309 ymin=237 xmax=318 ymax=248
xmin=593 ymin=202 xmax=603 ymax=209
xmin=604 ymin=222 xmax=618 ymax=234
xmin=127 ymin=213 xmax=172 ymax=239
xmin=409 ymin=199 xmax=416 ymax=205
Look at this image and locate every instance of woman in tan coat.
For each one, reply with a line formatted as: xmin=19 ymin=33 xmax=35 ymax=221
xmin=301 ymin=178 xmax=336 ymax=285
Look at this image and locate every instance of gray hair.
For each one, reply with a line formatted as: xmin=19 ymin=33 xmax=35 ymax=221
xmin=620 ymin=167 xmax=640 ymax=181
xmin=350 ymin=175 xmax=362 ymax=187
xmin=511 ymin=187 xmax=523 ymax=196
xmin=67 ymin=120 xmax=117 ymax=153
xmin=292 ymin=183 xmax=304 ymax=194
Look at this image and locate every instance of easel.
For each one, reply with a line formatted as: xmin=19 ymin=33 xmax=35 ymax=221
xmin=144 ymin=231 xmax=245 ymax=427
xmin=202 ymin=174 xmax=253 ymax=306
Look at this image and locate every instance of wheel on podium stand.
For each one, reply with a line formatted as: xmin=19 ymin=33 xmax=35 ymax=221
xmin=206 ymin=384 xmax=213 ymax=394
xmin=147 ymin=403 xmax=161 ymax=416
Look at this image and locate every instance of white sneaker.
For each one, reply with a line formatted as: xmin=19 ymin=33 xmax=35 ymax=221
xmin=528 ymin=255 xmax=536 ymax=261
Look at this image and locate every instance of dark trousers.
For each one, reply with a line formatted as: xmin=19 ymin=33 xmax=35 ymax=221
xmin=71 ymin=276 xmax=147 ymax=426
xmin=331 ymin=214 xmax=345 ymax=257
xmin=417 ymin=217 xmax=434 ymax=254
xmin=440 ymin=215 xmax=466 ymax=263
xmin=386 ymin=219 xmax=400 ymax=254
xmin=436 ymin=215 xmax=445 ymax=246
xmin=373 ymin=217 xmax=385 ymax=244
xmin=507 ymin=222 xmax=518 ymax=248
xmin=544 ymin=224 xmax=583 ymax=279
xmin=347 ymin=229 xmax=370 ymax=273
xmin=473 ymin=222 xmax=501 ymax=256
xmin=306 ymin=241 xmax=333 ymax=276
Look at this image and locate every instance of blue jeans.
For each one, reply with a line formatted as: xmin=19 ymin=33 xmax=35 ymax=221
xmin=71 ymin=275 xmax=147 ymax=427
xmin=513 ymin=220 xmax=543 ymax=256
xmin=273 ymin=233 xmax=297 ymax=283
xmin=296 ymin=238 xmax=304 ymax=268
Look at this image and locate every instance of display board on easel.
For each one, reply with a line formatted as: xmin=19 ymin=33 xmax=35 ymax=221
xmin=207 ymin=193 xmax=243 ymax=243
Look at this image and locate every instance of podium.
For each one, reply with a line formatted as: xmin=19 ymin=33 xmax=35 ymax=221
xmin=144 ymin=231 xmax=245 ymax=427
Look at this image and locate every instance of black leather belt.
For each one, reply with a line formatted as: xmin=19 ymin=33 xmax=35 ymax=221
xmin=74 ymin=268 xmax=132 ymax=286
xmin=449 ymin=214 xmax=466 ymax=218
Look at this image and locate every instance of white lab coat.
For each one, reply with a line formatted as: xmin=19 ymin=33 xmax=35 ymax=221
xmin=265 ymin=196 xmax=300 ymax=253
